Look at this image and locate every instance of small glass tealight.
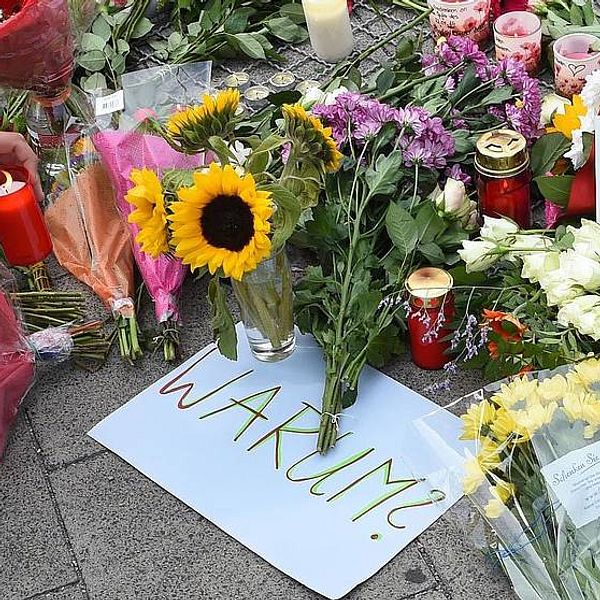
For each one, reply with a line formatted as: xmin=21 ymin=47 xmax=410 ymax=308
xmin=223 ymin=71 xmax=251 ymax=91
xmin=268 ymin=71 xmax=296 ymax=92
xmin=295 ymin=79 xmax=321 ymax=96
xmin=494 ymin=11 xmax=542 ymax=75
xmin=428 ymin=0 xmax=492 ymax=47
xmin=554 ymin=33 xmax=600 ymax=98
xmin=244 ymin=85 xmax=271 ymax=110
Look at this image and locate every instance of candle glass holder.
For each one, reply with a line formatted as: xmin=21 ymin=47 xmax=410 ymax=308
xmin=0 ymin=165 xmax=52 ymax=267
xmin=302 ymin=0 xmax=354 ymax=63
xmin=554 ymin=33 xmax=600 ymax=98
xmin=405 ymin=268 xmax=455 ymax=370
xmin=494 ymin=11 xmax=542 ymax=75
xmin=428 ymin=0 xmax=492 ymax=46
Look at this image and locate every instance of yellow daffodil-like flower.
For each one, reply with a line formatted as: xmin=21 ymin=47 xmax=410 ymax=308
xmin=477 ymin=436 xmax=502 ymax=471
xmin=281 ymin=103 xmax=343 ymax=173
xmin=463 ymin=457 xmax=486 ymax=495
xmin=512 ymin=401 xmax=558 ymax=436
xmin=490 ymin=408 xmax=530 ymax=443
xmin=484 ymin=497 xmax=506 ymax=519
xmin=460 ymin=400 xmax=496 ymax=440
xmin=166 ymin=89 xmax=240 ymax=153
xmin=126 ymin=168 xmax=170 ymax=257
xmin=491 ymin=377 xmax=539 ymax=410
xmin=546 ymin=95 xmax=586 ymax=140
xmin=168 ymin=163 xmax=273 ymax=281
xmin=536 ymin=375 xmax=569 ymax=405
xmin=568 ymin=358 xmax=600 ymax=390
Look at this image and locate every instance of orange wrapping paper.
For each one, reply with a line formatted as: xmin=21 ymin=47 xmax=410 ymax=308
xmin=45 ymin=162 xmax=134 ymax=311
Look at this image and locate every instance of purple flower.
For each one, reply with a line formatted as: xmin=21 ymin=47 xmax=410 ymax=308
xmin=422 ymin=36 xmax=489 ymax=76
xmin=446 ymin=164 xmax=472 ymax=185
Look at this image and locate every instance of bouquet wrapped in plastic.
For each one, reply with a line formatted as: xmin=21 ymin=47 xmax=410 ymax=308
xmin=44 ymin=135 xmax=142 ymax=362
xmin=0 ymin=266 xmax=107 ymax=459
xmin=455 ymin=361 xmax=600 ymax=599
xmin=92 ymin=62 xmax=211 ymax=361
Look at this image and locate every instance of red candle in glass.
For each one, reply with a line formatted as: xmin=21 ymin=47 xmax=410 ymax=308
xmin=406 ymin=267 xmax=455 ymax=370
xmin=0 ymin=165 xmax=52 ymax=266
xmin=475 ymin=129 xmax=531 ymax=228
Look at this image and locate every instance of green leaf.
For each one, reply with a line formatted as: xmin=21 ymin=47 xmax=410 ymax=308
xmin=534 ymin=175 xmax=574 ymax=207
xmin=208 ymin=277 xmax=238 ymax=361
xmin=386 ymin=203 xmax=418 ymax=257
xmin=569 ymin=3 xmax=584 ymax=25
xmin=167 ymin=31 xmax=184 ymax=51
xmin=280 ymin=3 xmax=306 ymax=23
xmin=265 ymin=184 xmax=302 ymax=251
xmin=452 ymin=130 xmax=475 ymax=155
xmin=414 ymin=201 xmax=445 ymax=243
xmin=419 ymin=241 xmax=445 ymax=264
xmin=91 ymin=15 xmax=112 ymax=42
xmin=78 ymin=50 xmax=106 ymax=72
xmin=583 ymin=1 xmax=596 ymax=25
xmin=365 ymin=150 xmax=404 ymax=196
xmin=116 ymin=39 xmax=130 ymax=54
xmin=267 ymin=90 xmax=301 ymax=107
xmin=131 ymin=17 xmax=154 ymax=39
xmin=530 ymin=132 xmax=571 ymax=177
xmin=246 ymin=133 xmax=285 ymax=174
xmin=266 ymin=17 xmax=308 ymax=43
xmin=111 ymin=53 xmax=127 ymax=76
xmin=207 ymin=136 xmax=235 ymax=164
xmin=376 ymin=68 xmax=395 ymax=94
xmin=224 ymin=7 xmax=254 ymax=34
xmin=476 ymin=86 xmax=515 ymax=108
xmin=367 ymin=325 xmax=403 ymax=368
xmin=81 ymin=32 xmax=107 ymax=52
xmin=81 ymin=73 xmax=108 ymax=92
xmin=230 ymin=33 xmax=266 ymax=59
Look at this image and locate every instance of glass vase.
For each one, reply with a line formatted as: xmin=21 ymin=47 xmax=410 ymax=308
xmin=232 ymin=247 xmax=296 ymax=362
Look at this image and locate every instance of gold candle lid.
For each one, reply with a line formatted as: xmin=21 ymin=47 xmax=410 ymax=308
xmin=406 ymin=267 xmax=453 ymax=308
xmin=475 ymin=129 xmax=529 ymax=177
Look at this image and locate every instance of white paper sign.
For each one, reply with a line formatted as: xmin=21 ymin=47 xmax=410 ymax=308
xmin=89 ymin=327 xmax=470 ymax=599
xmin=95 ymin=90 xmax=125 ymax=117
xmin=541 ymin=440 xmax=600 ymax=528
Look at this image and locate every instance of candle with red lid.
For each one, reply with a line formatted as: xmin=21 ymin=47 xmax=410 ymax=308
xmin=0 ymin=165 xmax=52 ymax=266
xmin=406 ymin=267 xmax=455 ymax=370
xmin=494 ymin=11 xmax=542 ymax=75
xmin=475 ymin=129 xmax=531 ymax=228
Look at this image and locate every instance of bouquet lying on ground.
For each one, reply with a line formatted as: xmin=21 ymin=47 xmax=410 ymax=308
xmin=460 ymin=359 xmax=600 ymax=599
xmin=453 ymin=216 xmax=600 ymax=379
xmin=533 ymin=72 xmax=600 ymax=225
xmin=296 ymin=91 xmax=478 ymax=453
xmin=128 ymin=88 xmax=338 ymax=358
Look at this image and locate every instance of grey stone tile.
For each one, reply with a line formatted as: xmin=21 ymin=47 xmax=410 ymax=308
xmin=26 ymin=275 xmax=214 ymax=469
xmin=0 ymin=417 xmax=77 ymax=600
xmin=417 ymin=500 xmax=517 ymax=600
xmin=33 ymin=584 xmax=87 ymax=600
xmin=412 ymin=590 xmax=447 ymax=600
xmin=50 ymin=452 xmax=436 ymax=600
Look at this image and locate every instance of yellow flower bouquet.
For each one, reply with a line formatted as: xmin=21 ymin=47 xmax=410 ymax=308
xmin=458 ymin=358 xmax=600 ymax=599
xmin=125 ymin=89 xmax=341 ymax=361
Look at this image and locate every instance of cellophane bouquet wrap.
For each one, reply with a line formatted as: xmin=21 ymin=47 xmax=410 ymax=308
xmin=43 ymin=133 xmax=141 ymax=362
xmin=92 ymin=62 xmax=211 ymax=361
xmin=0 ymin=0 xmax=99 ymax=98
xmin=0 ymin=268 xmax=85 ymax=460
xmin=455 ymin=361 xmax=600 ymax=599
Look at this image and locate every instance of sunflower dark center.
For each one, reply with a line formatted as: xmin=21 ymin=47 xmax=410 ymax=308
xmin=200 ymin=194 xmax=254 ymax=251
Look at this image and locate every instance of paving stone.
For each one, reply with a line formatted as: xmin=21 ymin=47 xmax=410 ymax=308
xmin=417 ymin=500 xmax=517 ymax=600
xmin=0 ymin=417 xmax=77 ymax=600
xmin=32 ymin=584 xmax=87 ymax=600
xmin=50 ymin=453 xmax=437 ymax=600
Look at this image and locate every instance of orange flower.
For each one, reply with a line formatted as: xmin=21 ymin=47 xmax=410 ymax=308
xmin=483 ymin=310 xmax=527 ymax=359
xmin=546 ymin=95 xmax=586 ymax=140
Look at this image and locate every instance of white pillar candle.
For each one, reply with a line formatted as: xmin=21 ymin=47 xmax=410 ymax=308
xmin=302 ymin=0 xmax=354 ymax=63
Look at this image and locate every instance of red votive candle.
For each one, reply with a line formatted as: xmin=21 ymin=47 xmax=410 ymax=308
xmin=0 ymin=165 xmax=52 ymax=266
xmin=475 ymin=129 xmax=531 ymax=228
xmin=406 ymin=267 xmax=455 ymax=370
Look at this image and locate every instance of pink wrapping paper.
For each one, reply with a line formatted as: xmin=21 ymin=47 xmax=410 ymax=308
xmin=94 ymin=131 xmax=205 ymax=323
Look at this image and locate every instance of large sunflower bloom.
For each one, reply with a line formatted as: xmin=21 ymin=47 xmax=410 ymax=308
xmin=169 ymin=163 xmax=273 ymax=280
xmin=126 ymin=168 xmax=170 ymax=257
xmin=546 ymin=94 xmax=586 ymax=139
xmin=281 ymin=103 xmax=343 ymax=172
xmin=166 ymin=89 xmax=240 ymax=153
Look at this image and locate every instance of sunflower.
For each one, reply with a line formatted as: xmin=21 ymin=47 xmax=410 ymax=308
xmin=168 ymin=163 xmax=273 ymax=280
xmin=281 ymin=103 xmax=343 ymax=172
xmin=166 ymin=89 xmax=240 ymax=153
xmin=546 ymin=94 xmax=586 ymax=139
xmin=126 ymin=168 xmax=170 ymax=257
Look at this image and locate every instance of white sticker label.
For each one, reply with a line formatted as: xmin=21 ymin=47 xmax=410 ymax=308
xmin=541 ymin=440 xmax=600 ymax=528
xmin=95 ymin=90 xmax=125 ymax=117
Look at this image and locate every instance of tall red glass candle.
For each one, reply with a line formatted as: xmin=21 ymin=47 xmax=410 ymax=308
xmin=475 ymin=129 xmax=531 ymax=228
xmin=0 ymin=165 xmax=52 ymax=266
xmin=406 ymin=267 xmax=455 ymax=370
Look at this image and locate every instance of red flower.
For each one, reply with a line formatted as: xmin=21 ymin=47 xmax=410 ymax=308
xmin=483 ymin=309 xmax=527 ymax=359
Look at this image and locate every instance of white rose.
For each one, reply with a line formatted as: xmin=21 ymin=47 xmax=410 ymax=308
xmin=510 ymin=234 xmax=552 ymax=253
xmin=558 ymin=296 xmax=600 ymax=339
xmin=300 ymin=87 xmax=325 ymax=109
xmin=458 ymin=240 xmax=499 ymax=272
xmin=521 ymin=251 xmax=560 ymax=283
xmin=559 ymin=250 xmax=600 ymax=291
xmin=564 ymin=128 xmax=586 ymax=170
xmin=538 ymin=269 xmax=581 ymax=306
xmin=434 ymin=178 xmax=471 ymax=222
xmin=479 ymin=216 xmax=519 ymax=243
xmin=323 ymin=86 xmax=348 ymax=105
xmin=540 ymin=93 xmax=570 ymax=126
xmin=568 ymin=220 xmax=600 ymax=260
xmin=465 ymin=201 xmax=479 ymax=232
